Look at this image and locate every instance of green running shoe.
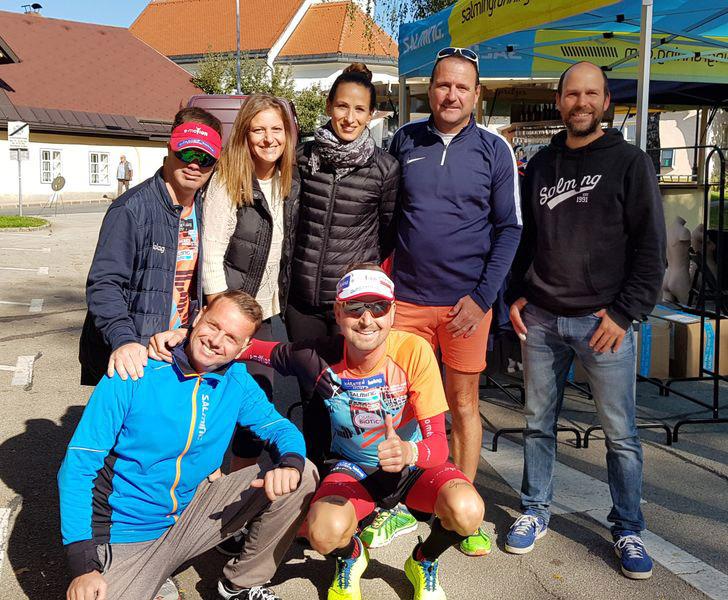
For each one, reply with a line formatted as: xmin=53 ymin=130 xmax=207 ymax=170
xmin=458 ymin=527 xmax=492 ymax=556
xmin=404 ymin=550 xmax=447 ymax=600
xmin=328 ymin=536 xmax=369 ymax=600
xmin=360 ymin=506 xmax=418 ymax=548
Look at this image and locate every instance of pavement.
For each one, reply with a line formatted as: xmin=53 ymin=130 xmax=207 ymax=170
xmin=0 ymin=212 xmax=726 ymax=600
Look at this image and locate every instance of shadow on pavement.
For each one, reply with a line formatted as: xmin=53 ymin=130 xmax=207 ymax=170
xmin=0 ymin=406 xmax=84 ymax=598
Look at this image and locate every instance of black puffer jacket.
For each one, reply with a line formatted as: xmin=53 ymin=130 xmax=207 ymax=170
xmin=223 ymin=173 xmax=301 ymax=313
xmin=291 ymin=141 xmax=400 ymax=308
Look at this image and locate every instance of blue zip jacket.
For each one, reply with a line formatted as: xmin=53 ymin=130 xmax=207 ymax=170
xmin=79 ymin=168 xmax=203 ymax=384
xmin=58 ymin=346 xmax=305 ymax=577
xmin=389 ymin=116 xmax=522 ymax=312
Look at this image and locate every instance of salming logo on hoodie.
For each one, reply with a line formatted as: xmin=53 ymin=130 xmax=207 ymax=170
xmin=539 ymin=173 xmax=603 ymax=209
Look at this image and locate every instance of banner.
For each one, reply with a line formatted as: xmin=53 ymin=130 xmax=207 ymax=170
xmin=449 ymin=0 xmax=617 ymax=48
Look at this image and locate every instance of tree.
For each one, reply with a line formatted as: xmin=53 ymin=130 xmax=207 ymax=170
xmin=340 ymin=0 xmax=448 ymax=37
xmin=190 ymin=52 xmax=327 ymax=135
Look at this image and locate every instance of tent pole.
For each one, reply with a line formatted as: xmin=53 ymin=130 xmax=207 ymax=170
xmin=635 ymin=0 xmax=653 ymax=151
xmin=398 ymin=75 xmax=409 ymax=127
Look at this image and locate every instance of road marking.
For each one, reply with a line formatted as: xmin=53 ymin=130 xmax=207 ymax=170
xmin=0 ymin=266 xmax=48 ymax=275
xmin=481 ymin=438 xmax=728 ymax=599
xmin=0 ymin=507 xmax=10 ymax=577
xmin=0 ymin=299 xmax=44 ymax=313
xmin=0 ymin=355 xmax=37 ymax=386
xmin=0 ymin=246 xmax=50 ymax=253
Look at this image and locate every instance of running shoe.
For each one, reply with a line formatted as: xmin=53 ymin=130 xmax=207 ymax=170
xmin=217 ymin=579 xmax=281 ymax=600
xmin=154 ymin=578 xmax=179 ymax=600
xmin=504 ymin=514 xmax=547 ymax=554
xmin=613 ymin=530 xmax=653 ymax=580
xmin=359 ymin=506 xmax=418 ymax=548
xmin=404 ymin=546 xmax=446 ymax=600
xmin=328 ymin=536 xmax=369 ymax=600
xmin=458 ymin=527 xmax=492 ymax=556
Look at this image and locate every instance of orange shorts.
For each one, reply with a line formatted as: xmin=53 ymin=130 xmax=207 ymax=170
xmin=394 ymin=300 xmax=493 ymax=373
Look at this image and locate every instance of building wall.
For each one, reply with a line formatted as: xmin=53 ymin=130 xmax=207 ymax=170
xmin=0 ymin=132 xmax=167 ymax=206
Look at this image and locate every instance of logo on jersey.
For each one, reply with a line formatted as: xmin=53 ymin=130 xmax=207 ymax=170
xmin=539 ymin=174 xmax=602 ymax=209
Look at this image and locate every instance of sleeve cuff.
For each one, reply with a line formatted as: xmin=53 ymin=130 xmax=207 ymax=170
xmin=606 ymin=308 xmax=632 ymax=331
xmin=276 ymin=453 xmax=305 ymax=476
xmin=65 ymin=540 xmax=102 ymax=578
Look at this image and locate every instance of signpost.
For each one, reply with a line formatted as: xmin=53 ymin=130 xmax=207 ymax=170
xmin=8 ymin=121 xmax=29 ymax=217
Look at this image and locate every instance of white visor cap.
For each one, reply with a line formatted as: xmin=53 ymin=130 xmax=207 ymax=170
xmin=336 ymin=269 xmax=395 ymax=302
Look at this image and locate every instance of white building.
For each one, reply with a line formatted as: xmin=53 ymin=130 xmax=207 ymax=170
xmin=130 ymin=0 xmax=398 ymax=92
xmin=0 ymin=10 xmax=201 ymax=207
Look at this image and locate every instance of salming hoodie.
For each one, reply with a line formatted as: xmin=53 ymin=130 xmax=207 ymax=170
xmin=509 ymin=128 xmax=666 ymax=329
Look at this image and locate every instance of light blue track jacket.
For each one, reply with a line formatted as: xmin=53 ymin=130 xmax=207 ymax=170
xmin=58 ymin=348 xmax=305 ymax=576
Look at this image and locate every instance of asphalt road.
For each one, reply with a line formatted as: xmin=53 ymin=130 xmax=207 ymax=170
xmin=0 ymin=212 xmax=726 ymax=600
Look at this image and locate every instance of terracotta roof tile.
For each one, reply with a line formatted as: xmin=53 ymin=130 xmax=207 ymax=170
xmin=0 ymin=10 xmax=200 ymax=122
xmin=279 ymin=2 xmax=397 ymax=59
xmin=130 ymin=0 xmax=304 ymax=56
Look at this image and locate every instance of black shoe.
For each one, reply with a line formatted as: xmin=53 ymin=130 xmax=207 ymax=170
xmin=217 ymin=579 xmax=281 ymax=600
xmin=216 ymin=531 xmax=245 ymax=557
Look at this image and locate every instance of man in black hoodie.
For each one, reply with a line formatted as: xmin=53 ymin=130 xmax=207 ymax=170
xmin=505 ymin=62 xmax=666 ymax=580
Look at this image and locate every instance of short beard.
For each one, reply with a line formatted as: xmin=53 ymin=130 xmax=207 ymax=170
xmin=565 ymin=114 xmax=600 ymax=138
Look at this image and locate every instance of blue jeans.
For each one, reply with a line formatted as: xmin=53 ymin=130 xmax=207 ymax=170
xmin=519 ymin=303 xmax=645 ymax=533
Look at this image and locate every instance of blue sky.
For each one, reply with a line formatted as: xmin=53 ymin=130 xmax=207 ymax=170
xmin=0 ymin=0 xmax=151 ymax=26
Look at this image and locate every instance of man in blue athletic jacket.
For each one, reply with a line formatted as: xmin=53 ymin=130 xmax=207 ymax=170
xmin=386 ymin=47 xmax=521 ymax=555
xmin=59 ymin=291 xmax=316 ymax=600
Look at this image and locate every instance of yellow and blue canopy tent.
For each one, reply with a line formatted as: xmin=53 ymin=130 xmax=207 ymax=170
xmin=397 ymin=0 xmax=728 ymax=147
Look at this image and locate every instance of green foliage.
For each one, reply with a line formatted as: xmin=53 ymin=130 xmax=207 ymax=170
xmin=295 ymin=84 xmax=328 ymax=135
xmin=190 ymin=51 xmax=327 ymax=135
xmin=0 ymin=216 xmax=48 ymax=228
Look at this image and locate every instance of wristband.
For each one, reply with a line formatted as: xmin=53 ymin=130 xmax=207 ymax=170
xmin=408 ymin=441 xmax=419 ymax=467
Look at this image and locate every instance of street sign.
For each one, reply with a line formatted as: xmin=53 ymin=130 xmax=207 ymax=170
xmin=8 ymin=121 xmax=29 ymax=150
xmin=9 ymin=148 xmax=29 ymax=161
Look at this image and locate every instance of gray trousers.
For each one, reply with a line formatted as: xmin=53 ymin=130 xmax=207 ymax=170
xmin=98 ymin=461 xmax=317 ymax=600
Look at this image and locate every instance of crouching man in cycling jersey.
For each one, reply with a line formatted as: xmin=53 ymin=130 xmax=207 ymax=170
xmin=217 ymin=265 xmax=485 ymax=600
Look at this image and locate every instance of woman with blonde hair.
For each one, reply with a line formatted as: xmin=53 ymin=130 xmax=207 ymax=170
xmin=201 ymin=93 xmax=300 ymax=480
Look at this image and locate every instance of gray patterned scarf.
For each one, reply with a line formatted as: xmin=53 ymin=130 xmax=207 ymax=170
xmin=309 ymin=123 xmax=376 ymax=181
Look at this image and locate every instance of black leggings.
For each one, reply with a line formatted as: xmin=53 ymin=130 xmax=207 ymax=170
xmin=284 ymin=301 xmax=339 ymax=469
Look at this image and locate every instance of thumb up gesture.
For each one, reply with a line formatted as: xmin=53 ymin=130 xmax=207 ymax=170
xmin=377 ymin=414 xmax=414 ymax=472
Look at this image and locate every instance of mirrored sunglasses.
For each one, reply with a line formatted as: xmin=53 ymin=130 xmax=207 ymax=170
xmin=341 ymin=300 xmax=393 ymax=318
xmin=436 ymin=46 xmax=479 ymax=68
xmin=174 ymin=148 xmax=217 ymax=168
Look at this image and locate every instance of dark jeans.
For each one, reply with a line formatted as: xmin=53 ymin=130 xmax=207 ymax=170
xmin=231 ymin=315 xmax=284 ymax=458
xmin=284 ymin=301 xmax=339 ymax=469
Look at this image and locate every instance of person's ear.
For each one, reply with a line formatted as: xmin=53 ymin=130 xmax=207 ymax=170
xmin=192 ymin=306 xmax=206 ymax=329
xmin=234 ymin=337 xmax=251 ymax=360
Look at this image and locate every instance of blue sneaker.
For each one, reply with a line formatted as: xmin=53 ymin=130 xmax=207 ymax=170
xmin=613 ymin=531 xmax=653 ymax=580
xmin=505 ymin=514 xmax=547 ymax=554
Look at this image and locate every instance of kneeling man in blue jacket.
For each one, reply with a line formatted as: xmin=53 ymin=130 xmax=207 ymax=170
xmin=59 ymin=291 xmax=316 ymax=600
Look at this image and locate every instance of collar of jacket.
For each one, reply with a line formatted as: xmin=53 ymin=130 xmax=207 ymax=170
xmin=153 ymin=167 xmax=203 ymax=217
xmin=426 ymin=114 xmax=476 ymax=142
xmin=171 ymin=341 xmax=232 ymax=381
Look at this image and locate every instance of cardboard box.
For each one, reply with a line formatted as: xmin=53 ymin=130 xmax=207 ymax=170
xmin=567 ymin=318 xmax=669 ymax=382
xmin=650 ymin=305 xmax=728 ymax=378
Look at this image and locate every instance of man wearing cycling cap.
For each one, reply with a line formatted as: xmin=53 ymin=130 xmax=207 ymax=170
xmin=157 ymin=264 xmax=486 ymax=600
xmin=80 ymin=107 xmax=223 ymax=387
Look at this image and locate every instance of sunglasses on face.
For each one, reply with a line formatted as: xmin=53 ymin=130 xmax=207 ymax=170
xmin=341 ymin=300 xmax=393 ymax=318
xmin=436 ymin=46 xmax=480 ymax=69
xmin=174 ymin=149 xmax=217 ymax=168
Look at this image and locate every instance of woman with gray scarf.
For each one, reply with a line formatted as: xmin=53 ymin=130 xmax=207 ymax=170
xmin=287 ymin=62 xmax=400 ymax=464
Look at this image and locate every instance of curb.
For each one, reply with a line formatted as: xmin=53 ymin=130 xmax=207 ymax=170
xmin=0 ymin=221 xmax=51 ymax=233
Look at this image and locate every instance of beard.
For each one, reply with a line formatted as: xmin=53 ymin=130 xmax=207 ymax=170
xmin=564 ymin=111 xmax=602 ymax=138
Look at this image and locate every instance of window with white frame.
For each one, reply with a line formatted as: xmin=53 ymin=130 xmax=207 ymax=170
xmin=40 ymin=149 xmax=62 ymax=183
xmin=89 ymin=152 xmax=110 ymax=185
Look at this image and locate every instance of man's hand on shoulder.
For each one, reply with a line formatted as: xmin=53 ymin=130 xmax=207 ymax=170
xmin=108 ymin=342 xmax=147 ymax=380
xmin=67 ymin=570 xmax=107 ymax=600
xmin=446 ymin=295 xmax=486 ymax=339
xmin=148 ymin=328 xmax=188 ymax=363
xmin=509 ymin=297 xmax=528 ymax=340
xmin=377 ymin=414 xmax=414 ymax=472
xmin=589 ymin=309 xmax=627 ymax=353
xmin=251 ymin=467 xmax=301 ymax=501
